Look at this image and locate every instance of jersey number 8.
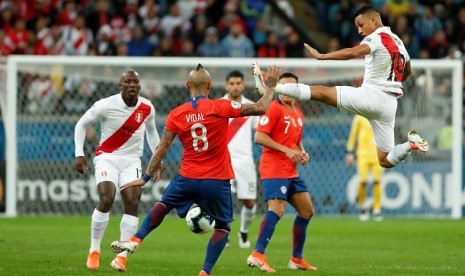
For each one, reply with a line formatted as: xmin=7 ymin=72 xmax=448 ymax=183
xmin=191 ymin=123 xmax=208 ymax=152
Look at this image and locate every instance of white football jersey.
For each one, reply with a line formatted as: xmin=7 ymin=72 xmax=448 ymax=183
xmin=360 ymin=26 xmax=410 ymax=95
xmin=223 ymin=94 xmax=259 ymax=163
xmin=75 ymin=93 xmax=160 ymax=158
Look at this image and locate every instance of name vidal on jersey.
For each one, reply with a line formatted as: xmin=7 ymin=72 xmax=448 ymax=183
xmin=186 ymin=113 xmax=205 ymax=122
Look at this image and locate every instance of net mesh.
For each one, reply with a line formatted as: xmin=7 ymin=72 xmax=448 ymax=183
xmin=3 ymin=58 xmax=456 ymax=217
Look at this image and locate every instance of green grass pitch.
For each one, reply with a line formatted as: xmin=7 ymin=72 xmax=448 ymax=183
xmin=0 ymin=215 xmax=464 ymax=275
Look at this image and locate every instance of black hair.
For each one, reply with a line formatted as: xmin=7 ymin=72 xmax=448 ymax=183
xmin=226 ymin=70 xmax=244 ymax=81
xmin=196 ymin=63 xmax=204 ymax=70
xmin=353 ymin=5 xmax=379 ymax=21
xmin=278 ymin=72 xmax=299 ymax=82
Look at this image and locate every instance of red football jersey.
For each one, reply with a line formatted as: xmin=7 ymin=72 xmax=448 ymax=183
xmin=256 ymin=99 xmax=304 ymax=179
xmin=165 ymin=96 xmax=243 ymax=179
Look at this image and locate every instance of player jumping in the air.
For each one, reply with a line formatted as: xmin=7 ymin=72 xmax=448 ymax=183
xmin=255 ymin=5 xmax=429 ymax=169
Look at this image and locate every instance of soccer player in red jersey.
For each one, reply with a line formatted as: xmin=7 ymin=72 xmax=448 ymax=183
xmin=74 ymin=69 xmax=160 ymax=271
xmin=247 ymin=72 xmax=317 ymax=272
xmin=111 ymin=63 xmax=281 ymax=276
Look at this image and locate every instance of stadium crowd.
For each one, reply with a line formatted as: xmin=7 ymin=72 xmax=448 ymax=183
xmin=1 ymin=0 xmax=464 ymax=126
xmin=0 ymin=0 xmax=464 ymax=60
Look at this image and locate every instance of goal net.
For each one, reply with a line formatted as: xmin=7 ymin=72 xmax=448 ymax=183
xmin=0 ymin=56 xmax=462 ymax=218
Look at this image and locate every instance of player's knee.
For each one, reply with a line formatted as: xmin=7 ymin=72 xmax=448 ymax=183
xmin=243 ymin=200 xmax=256 ymax=209
xmin=99 ymin=194 xmax=115 ymax=208
xmin=214 ymin=220 xmax=231 ymax=232
xmin=123 ymin=197 xmax=141 ymax=209
xmin=298 ymin=207 xmax=314 ymax=219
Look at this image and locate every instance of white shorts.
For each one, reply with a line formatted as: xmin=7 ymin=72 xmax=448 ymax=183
xmin=336 ymin=85 xmax=398 ymax=152
xmin=230 ymin=161 xmax=257 ymax=200
xmin=93 ymin=154 xmax=142 ymax=189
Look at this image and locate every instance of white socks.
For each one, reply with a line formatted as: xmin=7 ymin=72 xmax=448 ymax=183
xmin=275 ymin=83 xmax=311 ymax=100
xmin=387 ymin=142 xmax=412 ymax=166
xmin=90 ymin=209 xmax=109 ymax=253
xmin=240 ymin=205 xmax=257 ymax=233
xmin=118 ymin=214 xmax=139 ymax=258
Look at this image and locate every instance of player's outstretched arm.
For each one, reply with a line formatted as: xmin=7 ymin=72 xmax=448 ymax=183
xmin=120 ymin=130 xmax=176 ymax=190
xmin=304 ymin=43 xmax=371 ymax=60
xmin=241 ymin=65 xmax=282 ymax=116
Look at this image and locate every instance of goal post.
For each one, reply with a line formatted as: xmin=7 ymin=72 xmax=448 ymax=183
xmin=0 ymin=56 xmax=462 ymax=218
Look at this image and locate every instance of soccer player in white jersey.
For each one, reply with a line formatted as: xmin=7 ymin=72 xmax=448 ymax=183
xmin=74 ymin=69 xmax=160 ymax=272
xmin=259 ymin=5 xmax=429 ymax=169
xmin=223 ymin=70 xmax=259 ymax=248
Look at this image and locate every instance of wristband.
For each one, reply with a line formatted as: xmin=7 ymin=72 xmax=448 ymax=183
xmin=141 ymin=173 xmax=151 ymax=183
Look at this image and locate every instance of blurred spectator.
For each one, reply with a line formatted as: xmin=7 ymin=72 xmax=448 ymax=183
xmin=196 ymin=26 xmax=222 ymax=57
xmin=139 ymin=0 xmax=160 ymax=18
xmin=141 ymin=3 xmax=161 ymax=46
xmin=216 ymin=9 xmax=247 ymax=39
xmin=121 ymin=0 xmax=144 ymax=30
xmin=48 ymin=25 xmax=66 ymax=55
xmin=327 ymin=37 xmax=342 ymax=52
xmin=169 ymin=25 xmax=186 ymax=55
xmin=86 ymin=0 xmax=113 ymax=38
xmin=240 ymin=0 xmax=267 ymax=34
xmin=179 ymin=40 xmax=194 ymax=56
xmin=252 ymin=18 xmax=267 ymax=47
xmin=328 ymin=0 xmax=354 ymax=47
xmin=189 ymin=14 xmax=209 ymax=49
xmin=96 ymin=25 xmax=117 ymax=56
xmin=220 ymin=22 xmax=254 ymax=57
xmin=285 ymin=30 xmax=304 ymax=58
xmin=127 ymin=25 xmax=153 ymax=56
xmin=111 ymin=16 xmax=131 ymax=43
xmin=56 ymin=0 xmax=78 ymax=27
xmin=33 ymin=16 xmax=52 ymax=55
xmin=160 ymin=3 xmax=189 ymax=37
xmin=382 ymin=0 xmax=411 ymax=25
xmin=4 ymin=19 xmax=30 ymax=54
xmin=0 ymin=2 xmax=15 ymax=33
xmin=428 ymin=29 xmax=449 ymax=59
xmin=116 ymin=41 xmax=129 ymax=56
xmin=0 ymin=30 xmax=10 ymax=56
xmin=61 ymin=14 xmax=94 ymax=55
xmin=414 ymin=5 xmax=443 ymax=45
xmin=26 ymin=75 xmax=59 ymax=115
xmin=257 ymin=31 xmax=286 ymax=58
xmin=452 ymin=7 xmax=465 ymax=45
xmin=153 ymin=36 xmax=174 ymax=56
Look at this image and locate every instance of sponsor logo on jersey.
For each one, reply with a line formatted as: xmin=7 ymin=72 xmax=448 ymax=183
xmin=259 ymin=116 xmax=269 ymax=126
xmin=297 ymin=118 xmax=303 ymax=127
xmin=231 ymin=101 xmax=241 ymax=109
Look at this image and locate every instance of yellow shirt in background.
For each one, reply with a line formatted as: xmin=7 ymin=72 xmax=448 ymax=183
xmin=346 ymin=115 xmax=378 ymax=161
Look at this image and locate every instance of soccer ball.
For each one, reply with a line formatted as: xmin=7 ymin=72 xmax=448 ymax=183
xmin=186 ymin=206 xmax=215 ymax=234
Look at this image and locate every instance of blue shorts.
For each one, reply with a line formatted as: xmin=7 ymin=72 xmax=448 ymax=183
xmin=161 ymin=174 xmax=233 ymax=223
xmin=262 ymin=177 xmax=308 ymax=201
